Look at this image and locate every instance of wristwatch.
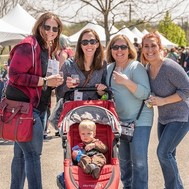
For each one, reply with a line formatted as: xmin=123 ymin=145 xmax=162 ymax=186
xmin=43 ymin=77 xmax=48 ymax=90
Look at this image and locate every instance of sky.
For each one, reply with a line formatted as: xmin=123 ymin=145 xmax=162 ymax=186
xmin=30 ymin=0 xmax=189 ymax=25
xmin=27 ymin=0 xmax=189 ymax=24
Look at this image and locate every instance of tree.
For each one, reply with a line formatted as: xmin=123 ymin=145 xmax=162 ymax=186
xmin=158 ymin=11 xmax=187 ymax=46
xmin=1 ymin=0 xmax=189 ymax=46
xmin=53 ymin=0 xmax=189 ymax=45
xmin=0 ymin=0 xmax=26 ymax=17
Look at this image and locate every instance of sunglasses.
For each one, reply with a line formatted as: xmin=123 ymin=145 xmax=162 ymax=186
xmin=111 ymin=45 xmax=128 ymax=50
xmin=43 ymin=25 xmax=59 ymax=32
xmin=80 ymin=39 xmax=98 ymax=46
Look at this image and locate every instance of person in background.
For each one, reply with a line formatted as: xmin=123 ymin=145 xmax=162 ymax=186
xmin=7 ymin=12 xmax=64 ymax=189
xmin=141 ymin=31 xmax=189 ymax=189
xmin=72 ymin=119 xmax=108 ymax=179
xmin=55 ymin=28 xmax=107 ymax=188
xmin=54 ymin=35 xmax=75 ymax=103
xmin=106 ymin=34 xmax=153 ymax=189
xmin=179 ymin=46 xmax=187 ymax=68
xmin=133 ymin=37 xmax=139 ymax=49
xmin=1 ymin=61 xmax=8 ymax=82
xmin=133 ymin=37 xmax=141 ymax=61
xmin=49 ymin=28 xmax=107 ymax=136
xmin=166 ymin=47 xmax=179 ymax=63
xmin=56 ymin=35 xmax=75 ymax=69
xmin=183 ymin=50 xmax=189 ymax=72
xmin=0 ymin=61 xmax=9 ymax=99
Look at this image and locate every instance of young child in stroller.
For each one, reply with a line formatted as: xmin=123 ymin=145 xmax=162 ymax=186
xmin=72 ymin=119 xmax=108 ymax=179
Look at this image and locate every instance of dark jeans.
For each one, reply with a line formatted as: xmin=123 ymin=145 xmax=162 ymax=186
xmin=57 ymin=172 xmax=66 ymax=189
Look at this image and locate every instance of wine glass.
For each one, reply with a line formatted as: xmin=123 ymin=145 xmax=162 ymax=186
xmin=115 ymin=66 xmax=123 ymax=73
xmin=71 ymin=74 xmax=80 ymax=86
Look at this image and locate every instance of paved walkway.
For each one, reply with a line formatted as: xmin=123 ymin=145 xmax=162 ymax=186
xmin=0 ymin=107 xmax=189 ymax=189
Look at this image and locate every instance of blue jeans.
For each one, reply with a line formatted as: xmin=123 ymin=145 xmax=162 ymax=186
xmin=157 ymin=121 xmax=189 ymax=189
xmin=119 ymin=126 xmax=151 ymax=189
xmin=10 ymin=109 xmax=44 ymax=189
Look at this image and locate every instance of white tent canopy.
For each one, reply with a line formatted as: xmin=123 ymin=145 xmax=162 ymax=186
xmin=142 ymin=29 xmax=149 ymax=35
xmin=0 ymin=19 xmax=27 ymax=46
xmin=116 ymin=27 xmax=142 ymax=43
xmin=0 ymin=4 xmax=36 ymax=46
xmin=0 ymin=19 xmax=27 ymax=34
xmin=1 ymin=4 xmax=36 ymax=35
xmin=141 ymin=29 xmax=177 ymax=48
xmin=68 ymin=21 xmax=106 ymax=46
xmin=131 ymin=27 xmax=144 ymax=39
xmin=158 ymin=32 xmax=178 ymax=49
xmin=68 ymin=20 xmax=120 ymax=46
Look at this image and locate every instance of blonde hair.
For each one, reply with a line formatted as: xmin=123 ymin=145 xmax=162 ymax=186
xmin=79 ymin=120 xmax=96 ymax=132
xmin=106 ymin=34 xmax=137 ymax=63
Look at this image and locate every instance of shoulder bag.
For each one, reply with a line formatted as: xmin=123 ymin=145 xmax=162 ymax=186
xmin=0 ymin=98 xmax=34 ymax=142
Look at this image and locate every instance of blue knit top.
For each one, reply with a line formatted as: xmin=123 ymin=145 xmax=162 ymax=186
xmin=106 ymin=61 xmax=153 ymax=127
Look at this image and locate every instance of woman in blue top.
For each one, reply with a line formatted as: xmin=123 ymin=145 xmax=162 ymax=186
xmin=106 ymin=34 xmax=153 ymax=189
xmin=141 ymin=32 xmax=189 ymax=189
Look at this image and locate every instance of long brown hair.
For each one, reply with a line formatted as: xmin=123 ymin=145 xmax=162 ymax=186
xmin=106 ymin=34 xmax=137 ymax=63
xmin=32 ymin=12 xmax=63 ymax=57
xmin=74 ymin=28 xmax=104 ymax=71
xmin=141 ymin=31 xmax=163 ymax=64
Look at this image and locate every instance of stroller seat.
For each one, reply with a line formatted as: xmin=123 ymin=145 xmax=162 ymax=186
xmin=60 ymin=99 xmax=120 ymax=189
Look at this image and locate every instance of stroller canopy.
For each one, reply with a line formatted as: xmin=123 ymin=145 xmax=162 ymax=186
xmin=61 ymin=105 xmax=120 ymax=134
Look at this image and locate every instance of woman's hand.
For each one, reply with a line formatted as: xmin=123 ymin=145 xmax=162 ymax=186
xmin=46 ymin=74 xmax=64 ymax=88
xmin=113 ymin=71 xmax=137 ymax=94
xmin=149 ymin=96 xmax=166 ymax=107
xmin=149 ymin=93 xmax=182 ymax=107
xmin=113 ymin=71 xmax=129 ymax=85
xmin=66 ymin=76 xmax=79 ymax=88
xmin=95 ymin=83 xmax=107 ymax=96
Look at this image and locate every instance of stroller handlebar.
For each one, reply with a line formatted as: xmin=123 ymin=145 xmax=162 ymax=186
xmin=63 ymin=87 xmax=114 ymax=102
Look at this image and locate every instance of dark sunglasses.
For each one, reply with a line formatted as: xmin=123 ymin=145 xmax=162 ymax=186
xmin=111 ymin=45 xmax=128 ymax=50
xmin=80 ymin=39 xmax=98 ymax=46
xmin=43 ymin=25 xmax=59 ymax=32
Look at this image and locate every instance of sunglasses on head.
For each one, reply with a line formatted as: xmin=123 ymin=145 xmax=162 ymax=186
xmin=111 ymin=45 xmax=128 ymax=50
xmin=80 ymin=39 xmax=98 ymax=46
xmin=43 ymin=25 xmax=59 ymax=32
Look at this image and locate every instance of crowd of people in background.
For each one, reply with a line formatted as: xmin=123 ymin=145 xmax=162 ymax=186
xmin=1 ymin=11 xmax=189 ymax=189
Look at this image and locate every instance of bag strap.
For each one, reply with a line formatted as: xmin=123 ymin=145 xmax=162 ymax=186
xmin=136 ymin=101 xmax=145 ymax=120
xmin=109 ymin=63 xmax=145 ymax=121
xmin=82 ymin=69 xmax=94 ymax=87
xmin=109 ymin=64 xmax=116 ymax=87
xmin=1 ymin=104 xmax=21 ymax=123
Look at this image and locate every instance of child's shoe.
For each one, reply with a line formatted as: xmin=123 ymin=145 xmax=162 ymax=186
xmin=91 ymin=166 xmax=100 ymax=179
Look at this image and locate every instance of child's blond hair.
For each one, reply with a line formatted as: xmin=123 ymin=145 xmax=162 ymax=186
xmin=79 ymin=120 xmax=96 ymax=132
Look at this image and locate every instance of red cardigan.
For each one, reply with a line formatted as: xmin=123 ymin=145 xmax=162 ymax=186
xmin=8 ymin=36 xmax=43 ymax=107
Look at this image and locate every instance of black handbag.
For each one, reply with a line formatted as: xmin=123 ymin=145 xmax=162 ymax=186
xmin=120 ymin=101 xmax=144 ymax=142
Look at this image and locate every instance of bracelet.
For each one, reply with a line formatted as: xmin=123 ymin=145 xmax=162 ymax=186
xmin=42 ymin=77 xmax=48 ymax=90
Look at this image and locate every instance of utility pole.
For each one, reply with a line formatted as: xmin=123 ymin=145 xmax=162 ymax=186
xmin=129 ymin=4 xmax=132 ymax=22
